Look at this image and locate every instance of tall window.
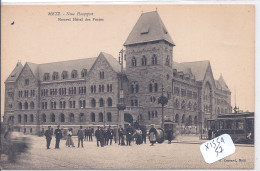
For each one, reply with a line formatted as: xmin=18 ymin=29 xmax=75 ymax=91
xmin=71 ymin=70 xmax=78 ymax=78
xmin=107 ymin=112 xmax=112 ymax=122
xmin=79 ymin=113 xmax=85 ymax=122
xmin=174 ymin=99 xmax=179 ymax=108
xmin=91 ymin=98 xmax=96 ymax=107
xmin=141 ymin=56 xmax=147 ymax=66
xmin=24 ymin=102 xmax=28 ymax=110
xmin=51 ymin=114 xmax=55 ymax=122
xmin=181 ymin=100 xmax=186 ymax=109
xmin=175 ymin=114 xmax=179 ymax=123
xmin=18 ymin=115 xmax=22 ymax=123
xmin=59 ymin=100 xmax=66 ymax=109
xmin=165 ymin=55 xmax=170 ymax=66
xmin=30 ymin=114 xmax=34 ymax=122
xmin=152 ymin=54 xmax=157 ymax=65
xmin=43 ymin=73 xmax=50 ymax=81
xmin=98 ymin=112 xmax=103 ymax=122
xmin=99 ymin=98 xmax=104 ymax=107
xmin=60 ymin=113 xmax=65 ymax=122
xmin=107 ymin=98 xmax=112 ymax=107
xmin=79 ymin=100 xmax=86 ymax=108
xmin=148 ymin=80 xmax=158 ymax=92
xmin=25 ymin=79 xmax=29 ymax=85
xmin=132 ymin=57 xmax=136 ymax=67
xmin=18 ymin=102 xmax=22 ymax=109
xmin=91 ymin=113 xmax=95 ymax=122
xmin=131 ymin=82 xmax=139 ymax=93
xmin=42 ymin=114 xmax=46 ymax=122
xmin=24 ymin=114 xmax=28 ymax=123
xmin=69 ymin=113 xmax=75 ymax=122
xmin=99 ymin=71 xmax=104 ymax=79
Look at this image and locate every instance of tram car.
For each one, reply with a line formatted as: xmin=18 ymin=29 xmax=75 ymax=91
xmin=207 ymin=112 xmax=254 ymax=144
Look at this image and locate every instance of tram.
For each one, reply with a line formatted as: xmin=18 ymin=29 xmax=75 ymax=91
xmin=206 ymin=112 xmax=254 ymax=144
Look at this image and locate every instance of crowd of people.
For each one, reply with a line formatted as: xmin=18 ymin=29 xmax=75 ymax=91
xmin=44 ymin=124 xmax=174 ymax=149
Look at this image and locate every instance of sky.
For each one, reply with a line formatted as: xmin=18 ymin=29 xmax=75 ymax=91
xmin=1 ymin=5 xmax=255 ymax=115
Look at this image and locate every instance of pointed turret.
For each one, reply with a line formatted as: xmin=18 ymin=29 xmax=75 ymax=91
xmin=218 ymin=74 xmax=230 ymax=91
xmin=124 ymin=11 xmax=174 ymax=46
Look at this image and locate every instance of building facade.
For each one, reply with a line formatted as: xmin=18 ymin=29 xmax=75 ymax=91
xmin=4 ymin=11 xmax=232 ymax=134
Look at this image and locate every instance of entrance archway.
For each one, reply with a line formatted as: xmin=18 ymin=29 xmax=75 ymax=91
xmin=124 ymin=113 xmax=133 ymax=125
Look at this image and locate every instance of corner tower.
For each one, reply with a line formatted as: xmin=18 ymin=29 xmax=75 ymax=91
xmin=124 ymin=11 xmax=175 ymax=123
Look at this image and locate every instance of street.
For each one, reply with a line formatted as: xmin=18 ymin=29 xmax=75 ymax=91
xmin=0 ymin=135 xmax=254 ymax=169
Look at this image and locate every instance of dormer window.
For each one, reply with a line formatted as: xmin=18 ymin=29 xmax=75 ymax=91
xmin=43 ymin=73 xmax=50 ymax=81
xmin=81 ymin=69 xmax=87 ymax=78
xmin=61 ymin=71 xmax=68 ymax=79
xmin=52 ymin=72 xmax=59 ymax=80
xmin=71 ymin=70 xmax=77 ymax=78
xmin=140 ymin=24 xmax=150 ymax=34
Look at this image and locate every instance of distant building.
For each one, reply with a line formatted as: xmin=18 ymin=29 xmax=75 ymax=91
xmin=4 ymin=11 xmax=231 ymax=134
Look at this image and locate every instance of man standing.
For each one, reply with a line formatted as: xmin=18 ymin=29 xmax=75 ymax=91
xmin=107 ymin=126 xmax=113 ymax=145
xmin=118 ymin=125 xmax=124 ymax=145
xmin=126 ymin=125 xmax=133 ymax=146
xmin=77 ymin=126 xmax=84 ymax=148
xmin=89 ymin=127 xmax=93 ymax=141
xmin=54 ymin=125 xmax=62 ymax=149
xmin=95 ymin=126 xmax=104 ymax=147
xmin=44 ymin=126 xmax=52 ymax=149
xmin=84 ymin=128 xmax=88 ymax=141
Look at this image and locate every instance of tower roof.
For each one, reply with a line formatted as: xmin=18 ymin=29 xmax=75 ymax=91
xmin=5 ymin=62 xmax=23 ymax=82
xmin=124 ymin=11 xmax=174 ymax=46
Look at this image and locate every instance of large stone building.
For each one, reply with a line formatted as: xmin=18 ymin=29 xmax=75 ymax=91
xmin=4 ymin=11 xmax=232 ymax=134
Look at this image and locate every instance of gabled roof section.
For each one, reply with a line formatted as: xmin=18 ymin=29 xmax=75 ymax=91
xmin=5 ymin=62 xmax=23 ymax=82
xmin=179 ymin=60 xmax=210 ymax=81
xmin=100 ymin=52 xmax=121 ymax=73
xmin=217 ymin=74 xmax=230 ymax=91
xmin=124 ymin=11 xmax=174 ymax=46
xmin=27 ymin=62 xmax=39 ymax=79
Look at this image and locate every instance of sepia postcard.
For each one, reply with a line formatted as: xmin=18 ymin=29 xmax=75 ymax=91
xmin=1 ymin=4 xmax=255 ymax=170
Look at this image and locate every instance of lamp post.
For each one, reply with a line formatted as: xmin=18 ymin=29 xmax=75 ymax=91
xmin=117 ymin=49 xmax=126 ymax=128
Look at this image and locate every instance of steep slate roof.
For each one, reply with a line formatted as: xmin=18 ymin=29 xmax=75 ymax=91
xmin=124 ymin=11 xmax=174 ymax=46
xmin=216 ymin=74 xmax=230 ymax=91
xmin=5 ymin=62 xmax=23 ymax=82
xmin=12 ymin=52 xmax=120 ymax=82
xmin=173 ymin=60 xmax=210 ymax=81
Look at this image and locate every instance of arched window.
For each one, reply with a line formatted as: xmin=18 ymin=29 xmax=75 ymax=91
xmin=60 ymin=113 xmax=65 ymax=122
xmin=69 ymin=113 xmax=75 ymax=122
xmin=188 ymin=101 xmax=192 ymax=110
xmin=107 ymin=112 xmax=112 ymax=122
xmin=79 ymin=113 xmax=85 ymax=122
xmin=24 ymin=114 xmax=28 ymax=123
xmin=43 ymin=73 xmax=50 ymax=81
xmin=30 ymin=114 xmax=34 ymax=122
xmin=152 ymin=111 xmax=154 ymax=118
xmin=18 ymin=102 xmax=22 ymax=109
xmin=18 ymin=115 xmax=22 ymax=123
xmin=52 ymin=72 xmax=59 ymax=80
xmin=98 ymin=112 xmax=103 ymax=122
xmin=30 ymin=101 xmax=34 ymax=109
xmin=24 ymin=102 xmax=28 ymax=110
xmin=51 ymin=113 xmax=55 ymax=122
xmin=71 ymin=70 xmax=77 ymax=78
xmin=152 ymin=54 xmax=157 ymax=65
xmin=181 ymin=114 xmax=185 ymax=123
xmin=61 ymin=71 xmax=68 ymax=79
xmin=149 ymin=83 xmax=153 ymax=92
xmin=42 ymin=114 xmax=46 ymax=122
xmin=99 ymin=98 xmax=104 ymax=107
xmin=141 ymin=56 xmax=147 ymax=66
xmin=107 ymin=98 xmax=112 ymax=107
xmin=175 ymin=114 xmax=179 ymax=123
xmin=91 ymin=113 xmax=95 ymax=122
xmin=132 ymin=57 xmax=136 ymax=67
xmin=154 ymin=83 xmax=158 ymax=92
xmin=91 ymin=98 xmax=96 ymax=107
xmin=81 ymin=69 xmax=87 ymax=78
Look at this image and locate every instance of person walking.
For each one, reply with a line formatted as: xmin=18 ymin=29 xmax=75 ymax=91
xmin=77 ymin=126 xmax=84 ymax=148
xmin=95 ymin=126 xmax=103 ymax=147
xmin=135 ymin=127 xmax=142 ymax=145
xmin=84 ymin=128 xmax=88 ymax=141
xmin=141 ymin=127 xmax=147 ymax=144
xmin=44 ymin=126 xmax=52 ymax=149
xmin=107 ymin=126 xmax=114 ymax=145
xmin=54 ymin=125 xmax=62 ymax=149
xmin=166 ymin=128 xmax=173 ymax=144
xmin=149 ymin=125 xmax=157 ymax=146
xmin=66 ymin=128 xmax=75 ymax=147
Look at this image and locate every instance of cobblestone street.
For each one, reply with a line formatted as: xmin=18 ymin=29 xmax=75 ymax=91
xmin=0 ymin=135 xmax=254 ymax=169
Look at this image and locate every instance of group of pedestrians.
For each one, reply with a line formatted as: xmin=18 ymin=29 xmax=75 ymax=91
xmin=44 ymin=124 xmax=174 ymax=149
